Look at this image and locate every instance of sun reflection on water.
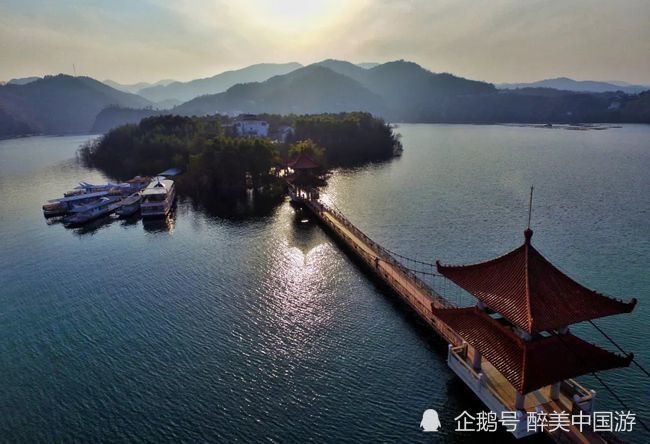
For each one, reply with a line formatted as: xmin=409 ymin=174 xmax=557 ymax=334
xmin=256 ymin=205 xmax=338 ymax=362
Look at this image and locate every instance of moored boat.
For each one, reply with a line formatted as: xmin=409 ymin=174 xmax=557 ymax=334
xmin=140 ymin=177 xmax=175 ymax=218
xmin=115 ymin=193 xmax=142 ymax=218
xmin=69 ymin=177 xmax=151 ymax=197
xmin=42 ymin=191 xmax=111 ymax=217
xmin=43 ymin=176 xmax=152 ymax=217
xmin=63 ymin=196 xmax=121 ymax=226
xmin=125 ymin=176 xmax=151 ymax=191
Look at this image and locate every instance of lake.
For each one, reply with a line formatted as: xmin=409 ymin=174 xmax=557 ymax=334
xmin=1 ymin=124 xmax=648 ymax=442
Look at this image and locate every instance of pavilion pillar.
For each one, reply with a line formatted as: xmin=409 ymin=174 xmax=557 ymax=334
xmin=515 ymin=392 xmax=526 ymax=410
xmin=471 ymin=349 xmax=482 ymax=371
xmin=551 ymin=382 xmax=561 ymax=400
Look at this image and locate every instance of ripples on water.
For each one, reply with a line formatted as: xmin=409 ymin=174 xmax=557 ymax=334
xmin=0 ymin=126 xmax=648 ymax=442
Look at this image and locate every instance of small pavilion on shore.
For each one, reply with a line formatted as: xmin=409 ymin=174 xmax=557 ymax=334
xmin=285 ymin=152 xmax=326 ymax=202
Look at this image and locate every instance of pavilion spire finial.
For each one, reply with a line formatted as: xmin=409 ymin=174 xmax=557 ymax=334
xmin=527 ymin=186 xmax=534 ymax=230
xmin=524 ymin=186 xmax=534 ymax=243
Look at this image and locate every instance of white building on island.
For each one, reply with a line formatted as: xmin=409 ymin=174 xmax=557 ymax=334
xmin=233 ymin=114 xmax=269 ymax=137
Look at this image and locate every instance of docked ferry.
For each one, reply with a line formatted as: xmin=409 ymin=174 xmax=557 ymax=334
xmin=140 ymin=177 xmax=175 ymax=218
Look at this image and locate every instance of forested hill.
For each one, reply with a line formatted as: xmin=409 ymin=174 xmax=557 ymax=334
xmin=137 ymin=62 xmax=303 ymax=103
xmin=174 ymin=65 xmax=387 ymax=117
xmin=0 ymin=75 xmax=151 ymax=136
xmin=173 ymin=60 xmax=495 ymax=121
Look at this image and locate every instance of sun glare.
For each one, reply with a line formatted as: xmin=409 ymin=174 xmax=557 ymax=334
xmin=233 ymin=0 xmax=361 ymax=33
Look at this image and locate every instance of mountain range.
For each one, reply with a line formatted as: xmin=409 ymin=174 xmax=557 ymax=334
xmin=2 ymin=61 xmax=649 ymax=137
xmin=497 ymin=77 xmax=650 ymax=95
xmin=102 ymin=79 xmax=175 ymax=95
xmin=0 ymin=74 xmax=151 ymax=135
xmin=172 ymin=60 xmax=495 ymax=122
xmin=136 ymin=62 xmax=303 ymax=103
xmin=7 ymin=76 xmax=42 ymax=86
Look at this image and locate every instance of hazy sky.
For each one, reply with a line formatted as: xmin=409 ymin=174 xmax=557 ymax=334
xmin=1 ymin=0 xmax=649 ymax=84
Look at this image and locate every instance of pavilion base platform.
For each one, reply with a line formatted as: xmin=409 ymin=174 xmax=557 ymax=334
xmin=447 ymin=344 xmax=612 ymax=442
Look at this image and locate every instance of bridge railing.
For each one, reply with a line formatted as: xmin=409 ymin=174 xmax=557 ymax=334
xmin=306 ymin=198 xmax=453 ymax=309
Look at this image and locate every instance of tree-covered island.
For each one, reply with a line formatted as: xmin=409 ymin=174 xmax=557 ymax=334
xmin=80 ymin=112 xmax=401 ymax=204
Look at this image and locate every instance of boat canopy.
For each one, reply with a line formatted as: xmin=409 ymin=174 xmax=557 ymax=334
xmin=158 ymin=168 xmax=181 ymax=177
xmin=75 ymin=182 xmax=130 ymax=190
xmin=69 ymin=196 xmax=120 ymax=212
xmin=48 ymin=191 xmax=109 ymax=203
xmin=142 ymin=178 xmax=173 ymax=195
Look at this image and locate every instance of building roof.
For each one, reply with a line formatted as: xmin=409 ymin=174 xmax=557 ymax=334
xmin=142 ymin=178 xmax=174 ymax=195
xmin=289 ymin=152 xmax=320 ymax=170
xmin=437 ymin=229 xmax=636 ymax=333
xmin=433 ymin=306 xmax=632 ymax=393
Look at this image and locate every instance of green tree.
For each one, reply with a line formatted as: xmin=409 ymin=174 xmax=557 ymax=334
xmin=288 ymin=139 xmax=326 ymax=164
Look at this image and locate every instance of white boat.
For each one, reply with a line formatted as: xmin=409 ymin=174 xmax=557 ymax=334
xmin=115 ymin=193 xmax=142 ymax=217
xmin=63 ymin=196 xmax=121 ymax=226
xmin=42 ymin=191 xmax=110 ymax=217
xmin=140 ymin=177 xmax=175 ymax=218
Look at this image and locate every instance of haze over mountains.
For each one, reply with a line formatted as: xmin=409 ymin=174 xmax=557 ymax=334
xmin=173 ymin=60 xmax=495 ymax=121
xmin=0 ymin=75 xmax=151 ymax=135
xmin=137 ymin=62 xmax=302 ymax=103
xmin=102 ymin=79 xmax=175 ymax=95
xmin=1 ymin=60 xmax=649 ymax=137
xmin=497 ymin=77 xmax=650 ymax=95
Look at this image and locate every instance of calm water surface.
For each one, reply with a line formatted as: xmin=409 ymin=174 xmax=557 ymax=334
xmin=0 ymin=125 xmax=648 ymax=442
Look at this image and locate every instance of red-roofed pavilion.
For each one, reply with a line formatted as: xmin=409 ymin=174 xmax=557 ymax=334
xmin=286 ymin=152 xmax=324 ymax=202
xmin=432 ymin=228 xmax=636 ymax=425
xmin=437 ymin=228 xmax=636 ymax=334
xmin=432 ymin=306 xmax=632 ymax=394
xmin=288 ymin=152 xmax=320 ymax=170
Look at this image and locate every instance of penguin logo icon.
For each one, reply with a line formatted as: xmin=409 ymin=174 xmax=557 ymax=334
xmin=420 ymin=409 xmax=441 ymax=432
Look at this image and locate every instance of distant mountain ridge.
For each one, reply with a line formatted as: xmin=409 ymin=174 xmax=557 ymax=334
xmin=97 ymin=61 xmax=650 ymax=131
xmin=173 ymin=64 xmax=386 ymax=117
xmin=498 ymin=77 xmax=650 ymax=94
xmin=137 ymin=62 xmax=303 ymax=103
xmin=2 ymin=60 xmax=649 ymax=137
xmin=356 ymin=62 xmax=380 ymax=69
xmin=172 ymin=59 xmax=496 ymax=122
xmin=0 ymin=74 xmax=152 ymax=135
xmin=103 ymin=79 xmax=175 ymax=94
xmin=8 ymin=76 xmax=41 ymax=85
